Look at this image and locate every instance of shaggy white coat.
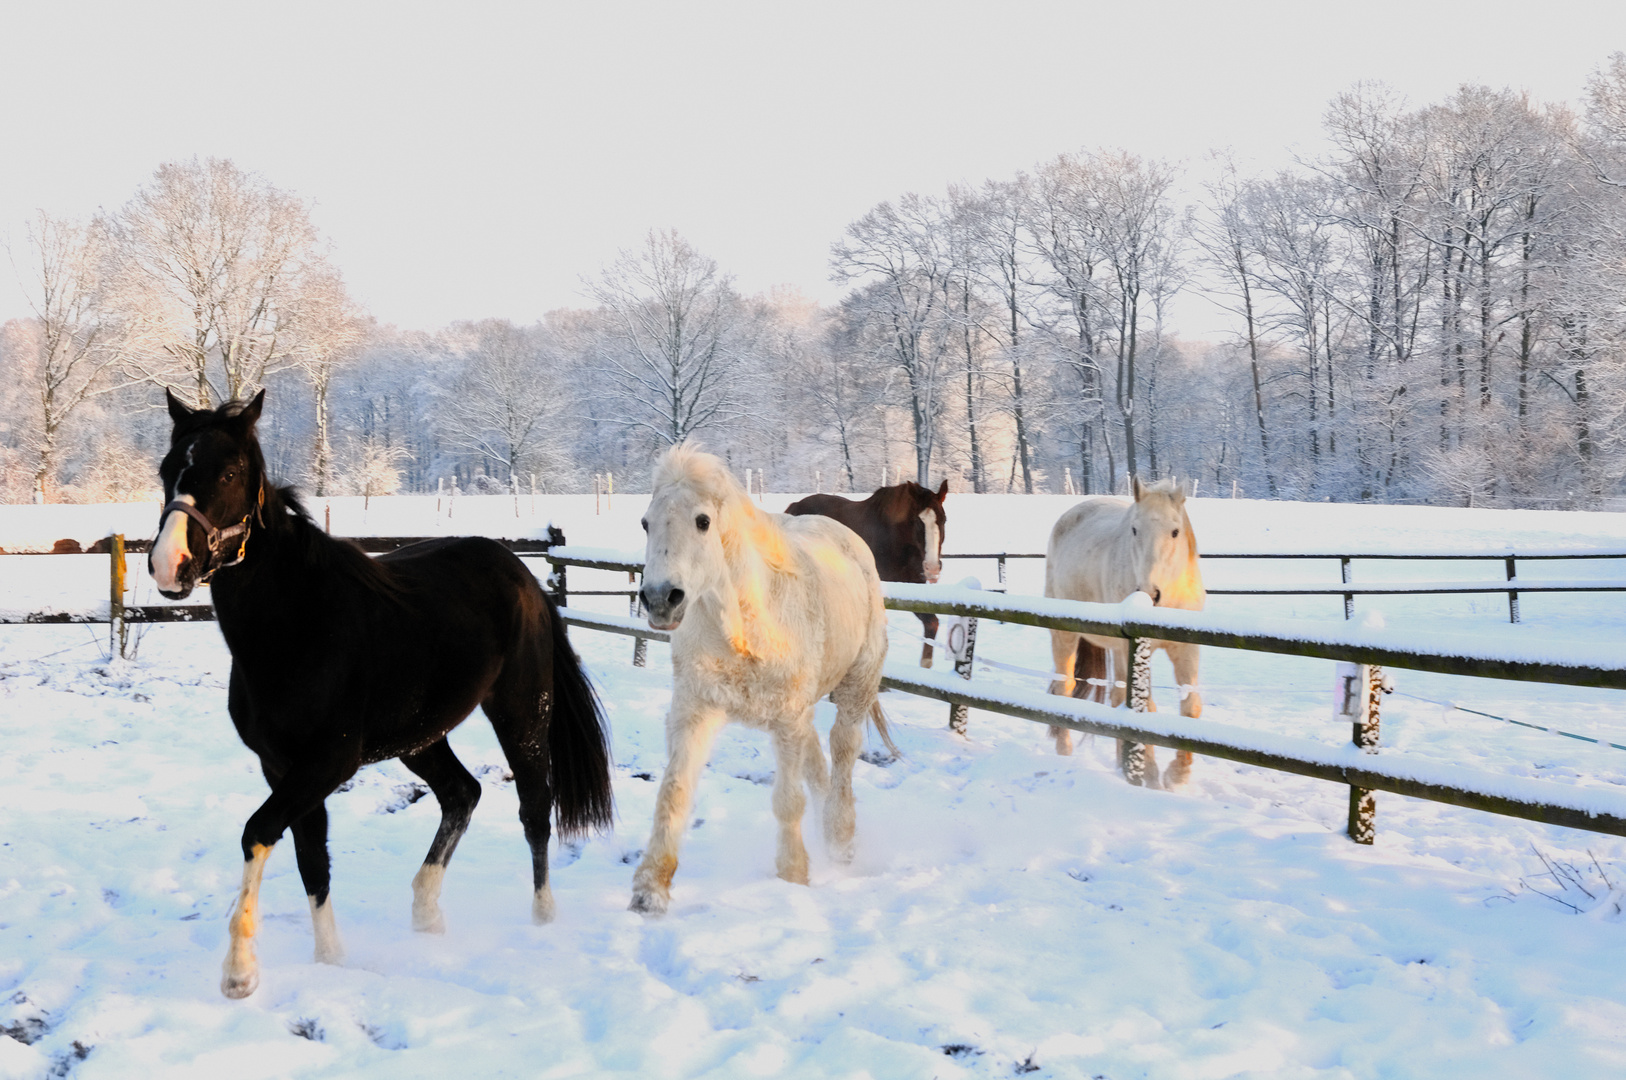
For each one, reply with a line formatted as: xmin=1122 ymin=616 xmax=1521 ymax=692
xmin=1044 ymin=478 xmax=1206 ymax=787
xmin=629 ymin=445 xmax=892 ymax=915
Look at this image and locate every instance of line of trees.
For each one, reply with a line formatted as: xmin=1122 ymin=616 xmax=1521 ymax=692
xmin=6 ymin=64 xmax=1626 ymax=507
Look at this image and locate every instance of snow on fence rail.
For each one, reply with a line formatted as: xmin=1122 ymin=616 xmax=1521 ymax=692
xmin=941 ymin=549 xmax=1626 ymax=623
xmin=543 ymin=544 xmax=1626 ymax=845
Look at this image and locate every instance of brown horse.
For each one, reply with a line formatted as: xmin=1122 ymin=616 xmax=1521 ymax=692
xmin=785 ymin=480 xmax=948 ymax=667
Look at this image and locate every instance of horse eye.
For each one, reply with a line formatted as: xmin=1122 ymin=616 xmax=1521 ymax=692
xmin=1131 ymin=526 xmax=1137 ymax=536
xmin=695 ymin=514 xmax=710 ymax=532
xmin=1172 ymin=528 xmax=1180 ymax=538
xmin=223 ymin=470 xmax=235 ymax=482
xmin=640 ymin=518 xmax=648 ymax=532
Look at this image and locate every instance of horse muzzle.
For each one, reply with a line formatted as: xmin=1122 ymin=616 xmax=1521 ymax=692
xmin=640 ymin=581 xmax=688 ymax=631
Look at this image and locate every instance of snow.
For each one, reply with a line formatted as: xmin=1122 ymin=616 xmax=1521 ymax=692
xmin=3 ymin=493 xmax=1626 ymax=1077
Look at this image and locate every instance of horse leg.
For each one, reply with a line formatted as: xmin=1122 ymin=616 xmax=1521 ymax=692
xmin=918 ymin=612 xmax=939 ymax=669
xmin=224 ymin=754 xmax=355 ymax=999
xmin=1160 ymin=642 xmax=1202 ymax=790
xmin=290 ymin=804 xmax=343 ymax=964
xmin=823 ymin=693 xmax=870 ymax=863
xmin=400 ymin=739 xmax=482 ymax=934
xmin=770 ymin=712 xmax=816 ymax=884
xmin=485 ymin=688 xmax=562 ymax=924
xmin=1047 ymin=629 xmax=1081 ymax=755
xmin=631 ymin=702 xmax=727 ymax=916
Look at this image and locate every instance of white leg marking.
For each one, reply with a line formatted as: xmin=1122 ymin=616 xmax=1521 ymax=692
xmin=411 ymin=862 xmax=447 ymax=933
xmin=221 ymin=842 xmax=273 ymax=999
xmin=532 ymin=884 xmax=556 ymax=925
xmin=309 ymin=895 xmax=345 ymax=965
xmin=151 ymin=493 xmax=195 ymax=592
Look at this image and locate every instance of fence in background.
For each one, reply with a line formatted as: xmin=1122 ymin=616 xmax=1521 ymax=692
xmin=544 ymin=545 xmax=1626 ymax=847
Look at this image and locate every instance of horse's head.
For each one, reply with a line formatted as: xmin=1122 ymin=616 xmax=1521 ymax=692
xmin=902 ymin=479 xmax=948 ymax=584
xmin=640 ymin=444 xmax=753 ymax=631
xmin=1126 ymin=477 xmax=1198 ymax=607
xmin=150 ymin=388 xmax=267 ymax=600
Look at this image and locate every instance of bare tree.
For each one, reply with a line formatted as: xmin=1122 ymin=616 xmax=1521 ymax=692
xmin=5 ymin=212 xmax=122 ymax=501
xmin=831 ymin=194 xmax=958 ymax=481
xmin=438 ymin=320 xmax=570 ymax=483
xmin=288 ymin=264 xmax=371 ymax=495
xmin=106 ymin=157 xmax=323 ymax=406
xmin=589 ymin=229 xmax=757 ymax=447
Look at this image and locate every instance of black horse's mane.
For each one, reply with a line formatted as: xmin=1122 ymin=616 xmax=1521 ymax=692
xmin=258 ymin=480 xmax=404 ymax=601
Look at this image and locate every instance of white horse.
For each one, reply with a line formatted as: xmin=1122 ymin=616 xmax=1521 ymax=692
xmin=1045 ymin=478 xmax=1206 ymax=787
xmin=629 ymin=445 xmax=893 ymax=915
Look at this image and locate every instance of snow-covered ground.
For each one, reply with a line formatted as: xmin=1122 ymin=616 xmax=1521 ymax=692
xmin=3 ymin=493 xmax=1626 ymax=1078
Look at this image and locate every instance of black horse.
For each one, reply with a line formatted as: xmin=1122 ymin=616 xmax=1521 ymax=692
xmin=150 ymin=390 xmax=612 ymax=999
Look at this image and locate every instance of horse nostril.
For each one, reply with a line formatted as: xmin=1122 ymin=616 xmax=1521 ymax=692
xmin=1152 ymin=588 xmax=1162 ymax=604
xmin=667 ymin=588 xmax=685 ymax=608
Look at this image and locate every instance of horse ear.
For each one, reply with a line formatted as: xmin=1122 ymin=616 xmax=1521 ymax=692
xmin=1132 ymin=476 xmax=1145 ymax=502
xmin=165 ymin=388 xmax=194 ymax=426
xmin=936 ymin=479 xmax=948 ymax=501
xmin=237 ymin=389 xmax=266 ymax=429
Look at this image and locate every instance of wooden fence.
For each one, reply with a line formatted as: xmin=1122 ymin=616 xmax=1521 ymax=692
xmin=7 ymin=531 xmax=1625 ymax=847
xmin=543 ymin=546 xmax=1626 ymax=847
xmin=942 ymin=550 xmax=1626 ymax=623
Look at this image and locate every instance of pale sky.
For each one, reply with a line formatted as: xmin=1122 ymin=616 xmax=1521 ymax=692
xmin=3 ymin=0 xmax=1624 ymax=339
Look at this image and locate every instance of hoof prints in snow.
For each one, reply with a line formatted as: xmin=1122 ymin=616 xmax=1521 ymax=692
xmin=379 ymin=782 xmax=430 ymax=813
xmin=287 ymin=1017 xmax=323 ymax=1042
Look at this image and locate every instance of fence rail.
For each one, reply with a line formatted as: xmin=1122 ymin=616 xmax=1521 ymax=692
xmin=936 ymin=549 xmax=1626 ymax=622
xmin=8 ymin=533 xmax=1626 ymax=845
xmin=543 ymin=545 xmax=1626 ymax=845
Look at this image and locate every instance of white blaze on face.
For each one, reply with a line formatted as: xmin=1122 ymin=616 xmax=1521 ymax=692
xmin=920 ymin=508 xmax=941 ymax=583
xmin=151 ymin=494 xmax=195 ymax=592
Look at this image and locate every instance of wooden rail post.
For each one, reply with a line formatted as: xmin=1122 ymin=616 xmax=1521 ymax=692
xmin=630 ymin=571 xmax=648 ymax=667
xmin=1506 ymin=557 xmax=1520 ymax=624
xmin=1340 ymin=557 xmax=1353 ymax=621
xmin=946 ymin=615 xmax=979 ymax=735
xmin=1339 ymin=662 xmax=1383 ymax=844
xmin=109 ymin=533 xmax=126 ymax=660
xmin=1119 ymin=638 xmax=1152 ymax=785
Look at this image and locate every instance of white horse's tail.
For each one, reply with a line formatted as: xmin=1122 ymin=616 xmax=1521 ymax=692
xmin=869 ymin=701 xmax=900 ymax=757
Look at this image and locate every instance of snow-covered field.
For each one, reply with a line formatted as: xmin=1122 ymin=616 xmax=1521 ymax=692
xmin=3 ymin=493 xmax=1626 ymax=1078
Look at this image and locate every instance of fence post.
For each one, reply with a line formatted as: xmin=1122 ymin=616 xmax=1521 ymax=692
xmin=545 ymin=526 xmax=568 ymax=608
xmin=630 ymin=571 xmax=648 ymax=667
xmin=1339 ymin=661 xmax=1382 ymax=844
xmin=997 ymin=554 xmax=1007 ymax=588
xmin=947 ymin=616 xmax=978 ymax=735
xmin=944 ymin=578 xmax=981 ymax=735
xmin=109 ymin=533 xmax=126 ymax=660
xmin=1340 ymin=557 xmax=1353 ymax=620
xmin=1506 ymin=556 xmax=1520 ymax=624
xmin=1118 ymin=638 xmax=1152 ymax=785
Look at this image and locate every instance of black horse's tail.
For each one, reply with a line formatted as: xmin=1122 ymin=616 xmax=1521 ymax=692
xmin=545 ymin=596 xmax=615 ymax=839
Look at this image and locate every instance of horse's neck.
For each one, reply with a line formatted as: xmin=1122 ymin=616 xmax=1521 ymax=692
xmin=703 ymin=525 xmax=790 ymax=662
xmin=208 ymin=513 xmax=326 ymax=617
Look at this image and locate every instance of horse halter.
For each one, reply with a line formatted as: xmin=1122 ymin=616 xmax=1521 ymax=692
xmin=160 ymin=482 xmax=265 ymax=583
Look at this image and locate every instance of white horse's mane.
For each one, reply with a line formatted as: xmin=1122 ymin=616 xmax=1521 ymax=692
xmin=654 ymin=443 xmax=797 ymax=574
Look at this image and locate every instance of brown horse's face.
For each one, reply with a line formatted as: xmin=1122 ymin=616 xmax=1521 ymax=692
xmin=918 ymin=481 xmax=947 ymax=583
xmin=1127 ymin=479 xmax=1193 ymax=606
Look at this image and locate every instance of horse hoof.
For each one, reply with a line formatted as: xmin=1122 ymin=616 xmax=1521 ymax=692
xmin=532 ymin=886 xmax=556 ymax=925
xmin=629 ymin=889 xmax=669 ymax=916
xmin=221 ymin=970 xmax=259 ymax=999
xmin=412 ymin=907 xmax=446 ymax=934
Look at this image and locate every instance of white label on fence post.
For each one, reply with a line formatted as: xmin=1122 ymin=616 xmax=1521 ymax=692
xmin=1334 ymin=661 xmax=1369 ymax=726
